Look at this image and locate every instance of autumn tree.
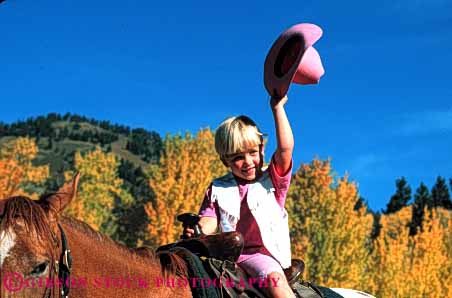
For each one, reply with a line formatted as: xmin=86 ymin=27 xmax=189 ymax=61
xmin=286 ymin=159 xmax=373 ymax=290
xmin=407 ymin=209 xmax=451 ymax=298
xmin=64 ymin=147 xmax=133 ymax=236
xmin=442 ymin=209 xmax=452 ymax=296
xmin=0 ymin=137 xmax=49 ymax=199
xmin=145 ymin=129 xmax=226 ymax=246
xmin=367 ymin=207 xmax=451 ymax=298
xmin=367 ymin=206 xmax=413 ymax=297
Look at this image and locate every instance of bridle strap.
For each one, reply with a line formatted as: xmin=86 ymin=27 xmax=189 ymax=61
xmin=56 ymin=223 xmax=72 ymax=298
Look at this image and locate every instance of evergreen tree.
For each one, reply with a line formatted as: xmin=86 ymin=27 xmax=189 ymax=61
xmin=62 ymin=127 xmax=69 ymax=139
xmin=126 ymin=128 xmax=162 ymax=163
xmin=371 ymin=211 xmax=382 ymax=240
xmin=47 ymin=138 xmax=53 ymax=150
xmin=0 ymin=122 xmax=7 ymax=137
xmin=410 ymin=182 xmax=431 ymax=235
xmin=354 ymin=196 xmax=366 ymax=211
xmin=46 ymin=112 xmax=62 ymax=122
xmin=118 ymin=159 xmax=137 ymax=182
xmin=115 ymin=160 xmax=154 ymax=247
xmin=385 ymin=177 xmax=411 ymax=214
xmin=63 ymin=112 xmax=71 ymax=121
xmin=431 ymin=176 xmax=452 ymax=209
xmin=450 ymin=178 xmax=452 ymax=197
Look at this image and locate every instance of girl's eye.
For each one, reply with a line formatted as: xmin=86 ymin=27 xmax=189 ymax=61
xmin=232 ymin=156 xmax=244 ymax=162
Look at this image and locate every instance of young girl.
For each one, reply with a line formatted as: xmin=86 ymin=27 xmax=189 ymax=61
xmin=185 ymin=95 xmax=294 ymax=298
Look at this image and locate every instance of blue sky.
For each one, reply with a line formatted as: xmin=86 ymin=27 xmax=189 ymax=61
xmin=1 ymin=0 xmax=451 ymax=211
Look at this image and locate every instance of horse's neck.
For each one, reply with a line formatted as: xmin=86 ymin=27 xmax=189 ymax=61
xmin=58 ymin=220 xmax=192 ymax=298
xmin=61 ymin=221 xmax=156 ymax=277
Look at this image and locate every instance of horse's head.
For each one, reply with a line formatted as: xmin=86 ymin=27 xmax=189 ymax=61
xmin=0 ymin=173 xmax=79 ymax=298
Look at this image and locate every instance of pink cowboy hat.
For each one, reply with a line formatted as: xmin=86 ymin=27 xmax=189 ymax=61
xmin=264 ymin=23 xmax=325 ymax=98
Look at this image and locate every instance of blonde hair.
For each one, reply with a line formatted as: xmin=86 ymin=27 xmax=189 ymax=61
xmin=215 ymin=115 xmax=264 ymax=160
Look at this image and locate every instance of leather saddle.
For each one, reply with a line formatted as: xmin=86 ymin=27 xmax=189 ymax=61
xmin=156 ymin=230 xmax=245 ymax=263
xmin=156 ymin=213 xmax=305 ymax=287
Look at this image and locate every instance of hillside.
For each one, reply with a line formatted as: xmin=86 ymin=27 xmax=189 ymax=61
xmin=0 ymin=113 xmax=162 ymax=188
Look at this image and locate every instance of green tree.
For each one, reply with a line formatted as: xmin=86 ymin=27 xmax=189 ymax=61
xmin=431 ymin=176 xmax=452 ymax=209
xmin=370 ymin=211 xmax=382 ymax=240
xmin=126 ymin=128 xmax=162 ymax=163
xmin=385 ymin=177 xmax=411 ymax=214
xmin=449 ymin=178 xmax=452 ymax=206
xmin=410 ymin=182 xmax=431 ymax=235
xmin=115 ymin=159 xmax=154 ymax=247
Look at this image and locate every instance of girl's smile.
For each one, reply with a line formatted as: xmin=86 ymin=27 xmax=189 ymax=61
xmin=225 ymin=145 xmax=263 ymax=181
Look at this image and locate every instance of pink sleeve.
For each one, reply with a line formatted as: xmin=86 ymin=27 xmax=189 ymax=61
xmin=198 ymin=183 xmax=218 ymax=218
xmin=269 ymin=154 xmax=293 ymax=209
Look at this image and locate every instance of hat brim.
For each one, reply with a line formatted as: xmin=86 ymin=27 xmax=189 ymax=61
xmin=264 ymin=23 xmax=323 ymax=98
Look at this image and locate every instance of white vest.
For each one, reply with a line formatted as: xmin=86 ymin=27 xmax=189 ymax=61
xmin=211 ymin=170 xmax=292 ymax=269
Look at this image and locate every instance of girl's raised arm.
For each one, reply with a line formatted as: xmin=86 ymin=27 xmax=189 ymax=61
xmin=271 ymin=95 xmax=294 ymax=176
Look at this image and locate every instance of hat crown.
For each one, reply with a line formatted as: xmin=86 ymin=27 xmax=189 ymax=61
xmin=264 ymin=23 xmax=325 ymax=98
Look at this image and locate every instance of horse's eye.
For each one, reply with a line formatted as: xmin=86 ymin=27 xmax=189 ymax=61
xmin=30 ymin=261 xmax=49 ymax=277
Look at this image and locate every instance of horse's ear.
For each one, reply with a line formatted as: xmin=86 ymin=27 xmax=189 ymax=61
xmin=44 ymin=172 xmax=80 ymax=215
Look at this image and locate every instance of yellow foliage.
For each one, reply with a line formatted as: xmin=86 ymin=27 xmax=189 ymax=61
xmin=145 ymin=129 xmax=226 ymax=246
xmin=368 ymin=208 xmax=452 ymax=298
xmin=442 ymin=211 xmax=452 ymax=296
xmin=64 ymin=147 xmax=124 ymax=232
xmin=287 ymin=159 xmax=373 ymax=290
xmin=366 ymin=207 xmax=412 ymax=297
xmin=287 ymin=159 xmax=451 ymax=296
xmin=0 ymin=137 xmax=49 ymax=199
xmin=2 ymin=134 xmax=450 ymax=297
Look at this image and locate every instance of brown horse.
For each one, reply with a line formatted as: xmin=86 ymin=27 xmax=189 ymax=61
xmin=0 ymin=174 xmax=192 ymax=298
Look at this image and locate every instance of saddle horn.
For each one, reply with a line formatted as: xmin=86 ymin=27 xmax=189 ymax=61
xmin=177 ymin=212 xmax=202 ymax=238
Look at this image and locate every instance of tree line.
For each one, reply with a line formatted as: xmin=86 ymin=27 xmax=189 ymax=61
xmin=0 ymin=113 xmax=162 ymax=163
xmin=0 ymin=126 xmax=451 ymax=298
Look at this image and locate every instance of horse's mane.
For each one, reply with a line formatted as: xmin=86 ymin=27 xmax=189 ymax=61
xmin=0 ymin=196 xmax=55 ymax=247
xmin=0 ymin=195 xmax=187 ymax=278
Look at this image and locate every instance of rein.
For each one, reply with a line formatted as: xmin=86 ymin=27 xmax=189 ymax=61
xmin=49 ymin=223 xmax=72 ymax=298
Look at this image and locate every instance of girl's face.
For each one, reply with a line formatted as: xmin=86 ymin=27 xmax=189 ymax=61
xmin=225 ymin=145 xmax=263 ymax=181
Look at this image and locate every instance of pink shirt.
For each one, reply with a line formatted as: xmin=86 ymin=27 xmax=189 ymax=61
xmin=198 ymin=156 xmax=292 ymax=263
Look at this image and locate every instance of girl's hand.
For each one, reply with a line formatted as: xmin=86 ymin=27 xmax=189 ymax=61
xmin=270 ymin=95 xmax=288 ymax=110
xmin=181 ymin=217 xmax=218 ymax=239
xmin=181 ymin=227 xmax=195 ymax=239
